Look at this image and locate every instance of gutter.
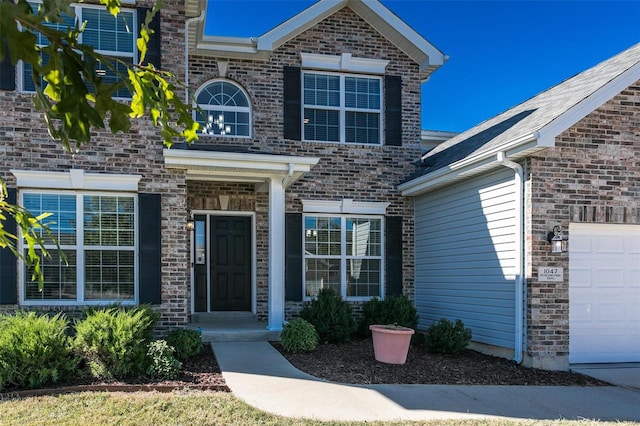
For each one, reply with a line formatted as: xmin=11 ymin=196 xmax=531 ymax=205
xmin=185 ymin=8 xmax=206 ymax=101
xmin=400 ymin=133 xmax=538 ymax=197
xmin=497 ymin=152 xmax=525 ymax=364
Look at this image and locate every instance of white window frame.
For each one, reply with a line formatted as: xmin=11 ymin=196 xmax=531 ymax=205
xmin=194 ymin=79 xmax=252 ymax=138
xmin=18 ymin=189 xmax=139 ymax=306
xmin=302 ymin=70 xmax=383 ymax=145
xmin=19 ymin=2 xmax=138 ymax=99
xmin=303 ymin=213 xmax=385 ymax=301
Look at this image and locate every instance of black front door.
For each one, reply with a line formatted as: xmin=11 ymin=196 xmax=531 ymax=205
xmin=210 ymin=216 xmax=251 ymax=311
xmin=193 ymin=215 xmax=252 ymax=312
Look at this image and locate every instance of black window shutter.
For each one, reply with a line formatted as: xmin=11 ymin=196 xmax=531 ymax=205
xmin=285 ymin=213 xmax=303 ymax=301
xmin=0 ymin=188 xmax=18 ymax=304
xmin=385 ymin=75 xmax=402 ymax=146
xmin=283 ymin=66 xmax=301 ymax=141
xmin=385 ymin=216 xmax=403 ymax=297
xmin=137 ymin=7 xmax=161 ymax=69
xmin=139 ymin=193 xmax=162 ymax=304
xmin=0 ymin=40 xmax=15 ymax=91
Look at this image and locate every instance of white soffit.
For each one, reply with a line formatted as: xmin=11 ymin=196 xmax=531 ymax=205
xmin=11 ymin=169 xmax=142 ymax=191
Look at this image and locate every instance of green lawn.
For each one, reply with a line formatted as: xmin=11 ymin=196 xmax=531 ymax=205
xmin=0 ymin=391 xmax=634 ymax=426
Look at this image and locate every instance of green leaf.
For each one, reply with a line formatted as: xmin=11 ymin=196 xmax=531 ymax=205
xmin=99 ymin=0 xmax=122 ymax=17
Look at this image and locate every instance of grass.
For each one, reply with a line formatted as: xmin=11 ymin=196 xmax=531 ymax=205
xmin=0 ymin=391 xmax=635 ymax=426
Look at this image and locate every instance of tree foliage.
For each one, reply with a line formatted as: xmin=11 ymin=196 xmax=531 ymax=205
xmin=0 ymin=0 xmax=199 ymax=151
xmin=0 ymin=0 xmax=200 ymax=286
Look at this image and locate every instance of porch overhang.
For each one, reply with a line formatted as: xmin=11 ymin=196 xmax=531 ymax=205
xmin=163 ymin=148 xmax=319 ymax=188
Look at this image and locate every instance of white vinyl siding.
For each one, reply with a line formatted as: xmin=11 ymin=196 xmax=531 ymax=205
xmin=414 ymin=168 xmax=517 ymax=349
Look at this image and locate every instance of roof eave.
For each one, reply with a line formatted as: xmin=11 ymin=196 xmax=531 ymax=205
xmin=399 ymin=134 xmax=540 ymax=197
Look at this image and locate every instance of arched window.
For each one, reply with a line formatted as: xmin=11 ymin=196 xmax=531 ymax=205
xmin=195 ymin=80 xmax=251 ymax=137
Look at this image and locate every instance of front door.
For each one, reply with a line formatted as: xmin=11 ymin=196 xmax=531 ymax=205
xmin=193 ymin=215 xmax=252 ymax=312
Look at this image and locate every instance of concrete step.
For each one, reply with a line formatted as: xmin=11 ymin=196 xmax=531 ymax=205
xmin=189 ymin=312 xmax=281 ymax=343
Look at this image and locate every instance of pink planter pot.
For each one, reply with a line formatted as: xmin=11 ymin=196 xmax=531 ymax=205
xmin=369 ymin=324 xmax=415 ymax=364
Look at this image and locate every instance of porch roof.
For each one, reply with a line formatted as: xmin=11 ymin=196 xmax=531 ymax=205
xmin=163 ymin=146 xmax=319 ymax=189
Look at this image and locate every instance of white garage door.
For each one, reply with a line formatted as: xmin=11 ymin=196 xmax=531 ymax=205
xmin=569 ymin=223 xmax=640 ymax=364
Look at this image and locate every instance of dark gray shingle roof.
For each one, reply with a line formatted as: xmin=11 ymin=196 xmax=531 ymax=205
xmin=418 ymin=42 xmax=640 ymax=177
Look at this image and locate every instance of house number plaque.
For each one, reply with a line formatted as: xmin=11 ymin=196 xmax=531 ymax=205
xmin=538 ymin=267 xmax=564 ymax=282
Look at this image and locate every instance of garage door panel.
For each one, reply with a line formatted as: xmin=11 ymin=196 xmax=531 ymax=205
xmin=595 ymin=235 xmax=625 ymax=254
xmin=571 ymin=302 xmax=592 ymax=321
xmin=595 ymin=268 xmax=624 ymax=288
xmin=570 ymin=234 xmax=592 ymax=253
xmin=597 ymin=303 xmax=626 ymax=321
xmin=569 ymin=223 xmax=640 ymax=364
xmin=571 ymin=268 xmax=591 ymax=287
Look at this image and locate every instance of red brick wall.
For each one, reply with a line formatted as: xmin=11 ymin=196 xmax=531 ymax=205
xmin=525 ymin=79 xmax=640 ymax=369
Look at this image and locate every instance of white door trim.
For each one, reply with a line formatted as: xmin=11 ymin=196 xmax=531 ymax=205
xmin=190 ymin=210 xmax=257 ymax=315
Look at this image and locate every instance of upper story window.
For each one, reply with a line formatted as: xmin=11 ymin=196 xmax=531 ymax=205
xmin=21 ymin=2 xmax=136 ymax=99
xmin=195 ymin=80 xmax=251 ymax=137
xmin=303 ymin=71 xmax=382 ymax=145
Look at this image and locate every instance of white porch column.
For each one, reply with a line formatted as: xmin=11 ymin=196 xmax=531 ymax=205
xmin=267 ymin=176 xmax=286 ymax=331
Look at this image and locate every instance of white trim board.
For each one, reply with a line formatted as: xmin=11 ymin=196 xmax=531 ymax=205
xmin=11 ymin=169 xmax=142 ymax=191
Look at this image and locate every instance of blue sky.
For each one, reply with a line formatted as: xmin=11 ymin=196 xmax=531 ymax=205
xmin=205 ymin=1 xmax=639 ymax=133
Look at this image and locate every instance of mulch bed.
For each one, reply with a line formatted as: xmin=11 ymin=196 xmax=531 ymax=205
xmin=2 ymin=338 xmax=610 ymax=398
xmin=0 ymin=344 xmax=229 ymax=399
xmin=273 ymin=338 xmax=610 ymax=386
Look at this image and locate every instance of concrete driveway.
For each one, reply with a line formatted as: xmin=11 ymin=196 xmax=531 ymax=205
xmin=572 ymin=363 xmax=640 ymax=391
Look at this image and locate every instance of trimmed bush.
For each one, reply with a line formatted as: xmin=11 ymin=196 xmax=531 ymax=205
xmin=425 ymin=318 xmax=472 ymax=354
xmin=281 ymin=318 xmax=319 ymax=353
xmin=0 ymin=311 xmax=78 ymax=390
xmin=146 ymin=340 xmax=182 ymax=380
xmin=300 ymin=288 xmax=356 ymax=344
xmin=357 ymin=294 xmax=419 ymax=337
xmin=73 ymin=306 xmax=157 ymax=380
xmin=166 ymin=328 xmax=202 ymax=360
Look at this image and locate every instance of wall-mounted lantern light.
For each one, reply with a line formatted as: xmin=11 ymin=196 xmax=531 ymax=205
xmin=547 ymin=225 xmax=568 ymax=253
xmin=186 ymin=209 xmax=195 ymax=232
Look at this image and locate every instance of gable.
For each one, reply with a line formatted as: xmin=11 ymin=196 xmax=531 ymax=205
xmin=186 ymin=0 xmax=446 ymax=81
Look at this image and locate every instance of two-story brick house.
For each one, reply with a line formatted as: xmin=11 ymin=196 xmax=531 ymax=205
xmin=0 ymin=0 xmax=446 ymax=333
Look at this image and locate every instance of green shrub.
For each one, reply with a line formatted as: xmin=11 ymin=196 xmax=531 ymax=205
xmin=357 ymin=294 xmax=419 ymax=337
xmin=425 ymin=318 xmax=472 ymax=354
xmin=280 ymin=318 xmax=319 ymax=353
xmin=300 ymin=288 xmax=356 ymax=344
xmin=0 ymin=311 xmax=78 ymax=390
xmin=146 ymin=340 xmax=182 ymax=380
xmin=166 ymin=328 xmax=202 ymax=360
xmin=73 ymin=306 xmax=157 ymax=380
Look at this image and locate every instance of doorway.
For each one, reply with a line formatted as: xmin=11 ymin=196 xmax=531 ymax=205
xmin=193 ymin=214 xmax=252 ymax=312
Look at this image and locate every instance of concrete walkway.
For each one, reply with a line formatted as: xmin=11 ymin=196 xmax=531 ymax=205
xmin=212 ymin=341 xmax=640 ymax=423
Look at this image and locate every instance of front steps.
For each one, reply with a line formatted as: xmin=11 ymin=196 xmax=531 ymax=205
xmin=189 ymin=312 xmax=281 ymax=343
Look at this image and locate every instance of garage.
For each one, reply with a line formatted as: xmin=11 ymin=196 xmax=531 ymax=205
xmin=569 ymin=223 xmax=640 ymax=364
